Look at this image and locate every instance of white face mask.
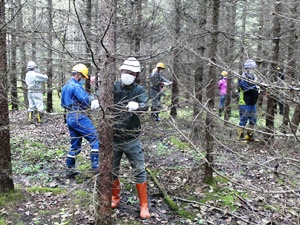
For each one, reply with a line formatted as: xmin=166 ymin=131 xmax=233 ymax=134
xmin=121 ymin=73 xmax=135 ymax=86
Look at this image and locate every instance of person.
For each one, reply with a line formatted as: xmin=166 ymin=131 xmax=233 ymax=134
xmin=111 ymin=57 xmax=150 ymax=219
xmin=149 ymin=62 xmax=172 ymax=121
xmin=217 ymin=71 xmax=228 ymax=117
xmin=237 ymin=59 xmax=259 ymax=142
xmin=61 ymin=63 xmax=100 ymax=178
xmin=25 ymin=61 xmax=48 ymax=123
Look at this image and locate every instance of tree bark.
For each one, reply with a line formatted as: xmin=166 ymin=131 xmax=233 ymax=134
xmin=46 ymin=0 xmax=53 ymax=113
xmin=95 ymin=0 xmax=117 ymax=224
xmin=16 ymin=0 xmax=27 ymax=108
xmin=224 ymin=0 xmax=237 ymax=121
xmin=134 ymin=0 xmax=142 ymax=53
xmin=0 ymin=0 xmax=14 ymax=192
xmin=291 ymin=103 xmax=300 ymax=134
xmin=266 ymin=0 xmax=282 ymax=141
xmin=170 ymin=0 xmax=181 ymax=118
xmin=204 ymin=0 xmax=220 ymax=184
xmin=239 ymin=0 xmax=247 ymax=74
xmin=84 ymin=0 xmax=92 ymax=94
xmin=192 ymin=0 xmax=207 ymax=139
xmin=283 ymin=2 xmax=297 ymax=132
xmin=10 ymin=0 xmax=18 ymax=110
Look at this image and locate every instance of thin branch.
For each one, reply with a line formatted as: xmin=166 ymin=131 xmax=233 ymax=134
xmin=72 ymin=0 xmax=100 ymax=70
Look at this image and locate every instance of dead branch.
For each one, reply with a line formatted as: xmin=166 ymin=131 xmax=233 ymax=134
xmin=146 ymin=168 xmax=179 ymax=212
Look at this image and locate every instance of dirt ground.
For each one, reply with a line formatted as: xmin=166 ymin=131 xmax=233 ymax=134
xmin=1 ymin=110 xmax=299 ymax=225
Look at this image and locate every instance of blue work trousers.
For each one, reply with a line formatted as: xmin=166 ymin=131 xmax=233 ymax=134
xmin=66 ymin=113 xmax=99 ymax=150
xmin=239 ymin=105 xmax=257 ymax=127
xmin=219 ymin=95 xmax=226 ymax=108
xmin=150 ymin=88 xmax=162 ymax=111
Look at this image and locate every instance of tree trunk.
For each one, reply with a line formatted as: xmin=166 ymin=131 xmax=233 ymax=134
xmin=16 ymin=0 xmax=27 ymax=108
xmin=239 ymin=0 xmax=247 ymax=74
xmin=10 ymin=0 xmax=18 ymax=110
xmin=204 ymin=0 xmax=220 ymax=184
xmin=192 ymin=0 xmax=207 ymax=139
xmin=256 ymin=12 xmax=265 ymax=112
xmin=170 ymin=0 xmax=181 ymax=118
xmin=134 ymin=0 xmax=142 ymax=53
xmin=224 ymin=0 xmax=237 ymax=121
xmin=0 ymin=0 xmax=14 ymax=192
xmin=96 ymin=63 xmax=115 ymax=224
xmin=283 ymin=2 xmax=297 ymax=132
xmin=96 ymin=0 xmax=117 ymax=224
xmin=46 ymin=0 xmax=53 ymax=113
xmin=266 ymin=0 xmax=282 ymax=141
xmin=291 ymin=103 xmax=300 ymax=134
xmin=84 ymin=0 xmax=92 ymax=94
xmin=193 ymin=47 xmax=204 ymax=118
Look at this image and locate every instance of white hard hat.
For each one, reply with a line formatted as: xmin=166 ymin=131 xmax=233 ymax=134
xmin=120 ymin=57 xmax=141 ymax=73
xmin=27 ymin=61 xmax=37 ymax=69
xmin=244 ymin=59 xmax=256 ymax=69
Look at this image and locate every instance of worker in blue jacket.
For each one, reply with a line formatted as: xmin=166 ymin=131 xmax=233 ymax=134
xmin=61 ymin=63 xmax=100 ymax=178
xmin=237 ymin=59 xmax=259 ymax=141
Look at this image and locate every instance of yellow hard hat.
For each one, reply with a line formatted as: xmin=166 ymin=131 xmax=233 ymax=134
xmin=221 ymin=71 xmax=228 ymax=76
xmin=72 ymin=63 xmax=89 ymax=79
xmin=156 ymin=62 xmax=165 ymax=69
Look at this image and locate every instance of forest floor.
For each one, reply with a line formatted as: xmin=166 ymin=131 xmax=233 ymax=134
xmin=1 ymin=109 xmax=300 ymax=225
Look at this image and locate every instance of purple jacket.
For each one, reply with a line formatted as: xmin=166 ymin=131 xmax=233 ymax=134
xmin=218 ymin=77 xmax=227 ymax=95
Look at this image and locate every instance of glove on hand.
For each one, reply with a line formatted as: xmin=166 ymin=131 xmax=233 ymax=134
xmin=126 ymin=101 xmax=139 ymax=112
xmin=91 ymin=99 xmax=100 ymax=109
xmin=163 ymin=82 xmax=172 ymax=86
xmin=260 ymin=82 xmax=269 ymax=87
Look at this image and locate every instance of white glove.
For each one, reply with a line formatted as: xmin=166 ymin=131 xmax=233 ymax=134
xmin=260 ymin=82 xmax=269 ymax=87
xmin=163 ymin=82 xmax=172 ymax=86
xmin=91 ymin=99 xmax=99 ymax=109
xmin=126 ymin=101 xmax=139 ymax=111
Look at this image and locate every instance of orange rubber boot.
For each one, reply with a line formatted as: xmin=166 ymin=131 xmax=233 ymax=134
xmin=136 ymin=182 xmax=150 ymax=219
xmin=111 ymin=179 xmax=121 ymax=209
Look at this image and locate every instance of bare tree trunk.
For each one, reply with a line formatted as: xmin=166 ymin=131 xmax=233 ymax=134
xmin=134 ymin=0 xmax=142 ymax=53
xmin=256 ymin=2 xmax=267 ymax=110
xmin=204 ymin=0 xmax=220 ymax=184
xmin=170 ymin=0 xmax=181 ymax=118
xmin=224 ymin=0 xmax=237 ymax=121
xmin=0 ymin=0 xmax=14 ymax=192
xmin=291 ymin=104 xmax=300 ymax=134
xmin=193 ymin=0 xmax=206 ymax=117
xmin=283 ymin=2 xmax=297 ymax=132
xmin=16 ymin=0 xmax=27 ymax=108
xmin=10 ymin=0 xmax=18 ymax=110
xmin=85 ymin=0 xmax=92 ymax=94
xmin=193 ymin=47 xmax=204 ymax=117
xmin=96 ymin=0 xmax=117 ymax=224
xmin=192 ymin=0 xmax=207 ymax=138
xmin=266 ymin=0 xmax=282 ymax=141
xmin=46 ymin=0 xmax=53 ymax=113
xmin=224 ymin=75 xmax=232 ymax=121
xmin=239 ymin=0 xmax=246 ymax=74
xmin=31 ymin=4 xmax=37 ymax=62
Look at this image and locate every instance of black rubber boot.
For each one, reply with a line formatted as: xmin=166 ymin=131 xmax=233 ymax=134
xmin=66 ymin=167 xmax=80 ymax=179
xmin=219 ymin=108 xmax=224 ymax=117
xmin=154 ymin=113 xmax=161 ymax=121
